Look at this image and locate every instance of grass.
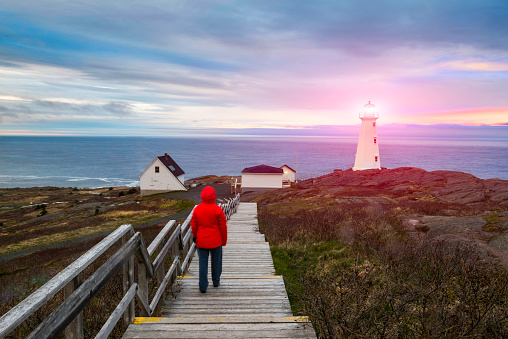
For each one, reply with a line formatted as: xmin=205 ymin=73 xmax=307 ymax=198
xmin=262 ymin=200 xmax=321 ymax=215
xmin=483 ymin=211 xmax=506 ymax=233
xmin=257 ymin=196 xmax=508 ymax=338
xmin=271 ymin=241 xmax=349 ymax=314
xmin=0 ymin=188 xmax=197 ymax=338
xmin=0 ymin=195 xmax=194 ymax=257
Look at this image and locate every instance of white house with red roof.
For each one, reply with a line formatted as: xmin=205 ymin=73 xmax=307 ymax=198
xmin=139 ymin=153 xmax=187 ymax=197
xmin=241 ymin=164 xmax=296 ymax=192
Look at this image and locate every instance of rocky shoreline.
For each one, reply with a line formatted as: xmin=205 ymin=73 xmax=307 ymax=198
xmin=254 ymin=167 xmax=508 ymax=267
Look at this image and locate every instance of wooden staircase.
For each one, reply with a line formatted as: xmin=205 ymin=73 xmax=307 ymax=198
xmin=122 ymin=203 xmax=316 ymax=338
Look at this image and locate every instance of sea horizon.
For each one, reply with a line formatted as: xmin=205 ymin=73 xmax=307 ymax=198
xmin=1 ymin=134 xmax=507 ymax=189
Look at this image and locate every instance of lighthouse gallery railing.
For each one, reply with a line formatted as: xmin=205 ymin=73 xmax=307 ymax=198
xmin=0 ymin=193 xmax=240 ymax=339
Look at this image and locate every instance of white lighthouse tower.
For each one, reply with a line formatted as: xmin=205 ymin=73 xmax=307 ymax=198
xmin=353 ymin=101 xmax=381 ymax=171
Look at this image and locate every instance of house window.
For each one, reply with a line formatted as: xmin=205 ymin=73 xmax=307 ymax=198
xmin=169 ymin=165 xmax=175 ymax=171
xmin=374 ymin=137 xmax=377 ymax=144
xmin=373 ymin=122 xmax=376 ymax=127
xmin=375 ymin=156 xmax=378 ymax=162
xmin=155 ymin=166 xmax=159 ymax=173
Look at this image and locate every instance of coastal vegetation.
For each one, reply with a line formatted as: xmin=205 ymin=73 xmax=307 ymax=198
xmin=256 ymin=168 xmax=508 ymax=338
xmin=0 ymin=186 xmax=195 ymax=338
xmin=1 ymin=169 xmax=507 ymax=337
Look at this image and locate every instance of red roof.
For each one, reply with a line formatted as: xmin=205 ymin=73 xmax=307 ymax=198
xmin=241 ymin=164 xmax=283 ymax=174
xmin=157 ymin=153 xmax=185 ymax=177
xmin=281 ymin=164 xmax=296 ymax=172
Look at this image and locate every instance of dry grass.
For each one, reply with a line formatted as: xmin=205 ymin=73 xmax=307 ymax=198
xmin=0 ymin=220 xmax=182 ymax=338
xmin=258 ymin=197 xmax=508 ymax=338
xmin=0 ymin=187 xmax=196 ymax=337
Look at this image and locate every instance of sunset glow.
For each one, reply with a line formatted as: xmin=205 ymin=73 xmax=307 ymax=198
xmin=0 ymin=1 xmax=507 ymax=136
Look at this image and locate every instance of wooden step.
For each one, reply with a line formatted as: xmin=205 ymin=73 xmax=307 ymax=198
xmin=122 ymin=202 xmax=315 ymax=338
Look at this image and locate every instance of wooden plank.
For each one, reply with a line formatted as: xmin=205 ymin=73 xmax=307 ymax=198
xmin=149 ymin=257 xmax=179 ymax=312
xmin=64 ymin=273 xmax=83 ymax=339
xmin=96 ymin=283 xmax=138 ymax=339
xmin=147 ymin=220 xmax=176 ymax=256
xmin=123 ymin=202 xmax=316 ymax=339
xmin=28 ymin=232 xmax=143 ymax=339
xmin=124 ymin=323 xmax=315 ymax=338
xmin=152 ymin=224 xmax=180 ymax=272
xmin=0 ymin=224 xmax=134 ymax=337
xmin=132 ymin=316 xmax=310 ymax=324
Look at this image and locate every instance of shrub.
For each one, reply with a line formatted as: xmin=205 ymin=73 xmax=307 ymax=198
xmin=259 ymin=204 xmax=508 ymax=338
xmin=118 ymin=191 xmax=125 ymax=197
xmin=297 ymin=240 xmax=508 ymax=338
xmin=36 ymin=205 xmax=48 ymax=217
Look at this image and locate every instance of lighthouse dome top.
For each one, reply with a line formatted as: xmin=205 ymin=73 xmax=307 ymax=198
xmin=359 ymin=100 xmax=379 ymax=119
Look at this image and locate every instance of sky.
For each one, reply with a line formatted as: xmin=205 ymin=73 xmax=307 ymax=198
xmin=0 ymin=0 xmax=507 ymax=137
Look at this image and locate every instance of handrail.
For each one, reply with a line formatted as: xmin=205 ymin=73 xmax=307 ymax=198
xmin=27 ymin=233 xmax=145 ymax=339
xmin=147 ymin=220 xmax=176 ymax=255
xmin=0 ymin=224 xmax=134 ymax=336
xmin=0 ymin=193 xmax=241 ymax=339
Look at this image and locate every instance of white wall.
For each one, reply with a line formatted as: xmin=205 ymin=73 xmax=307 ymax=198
xmin=177 ymin=174 xmax=185 ymax=184
xmin=281 ymin=166 xmax=296 ymax=182
xmin=140 ymin=159 xmax=186 ymax=196
xmin=242 ymin=173 xmax=283 ymax=189
xmin=353 ymin=117 xmax=381 ymax=170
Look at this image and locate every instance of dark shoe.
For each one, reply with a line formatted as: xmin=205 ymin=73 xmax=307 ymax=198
xmin=213 ymin=283 xmax=220 ymax=287
xmin=200 ymin=289 xmax=206 ymax=293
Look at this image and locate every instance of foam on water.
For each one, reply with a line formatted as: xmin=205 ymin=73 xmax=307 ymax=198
xmin=0 ymin=135 xmax=507 ymax=188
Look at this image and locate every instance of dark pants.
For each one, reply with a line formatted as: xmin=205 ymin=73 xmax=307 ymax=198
xmin=197 ymin=245 xmax=222 ymax=291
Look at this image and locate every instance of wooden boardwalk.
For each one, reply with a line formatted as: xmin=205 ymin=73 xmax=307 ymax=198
xmin=123 ymin=202 xmax=316 ymax=338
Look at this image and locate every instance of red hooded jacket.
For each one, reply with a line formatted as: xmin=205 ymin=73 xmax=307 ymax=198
xmin=191 ymin=186 xmax=227 ymax=249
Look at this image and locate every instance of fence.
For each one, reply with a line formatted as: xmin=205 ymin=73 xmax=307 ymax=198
xmin=0 ymin=193 xmax=240 ymax=339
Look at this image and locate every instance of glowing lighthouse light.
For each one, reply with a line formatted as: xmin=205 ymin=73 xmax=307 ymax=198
xmin=353 ymin=101 xmax=381 ymax=171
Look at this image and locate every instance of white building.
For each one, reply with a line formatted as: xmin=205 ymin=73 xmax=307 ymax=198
xmin=281 ymin=164 xmax=296 ymax=186
xmin=353 ymin=101 xmax=381 ymax=171
xmin=241 ymin=164 xmax=283 ymax=192
xmin=139 ymin=153 xmax=186 ymax=197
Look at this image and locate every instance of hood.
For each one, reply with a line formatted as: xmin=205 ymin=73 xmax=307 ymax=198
xmin=200 ymin=186 xmax=216 ymax=204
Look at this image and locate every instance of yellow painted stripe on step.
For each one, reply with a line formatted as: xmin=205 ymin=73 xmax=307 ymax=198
xmin=282 ymin=316 xmax=310 ymax=322
xmin=178 ymin=276 xmax=279 ymax=279
xmin=133 ymin=317 xmax=163 ymax=324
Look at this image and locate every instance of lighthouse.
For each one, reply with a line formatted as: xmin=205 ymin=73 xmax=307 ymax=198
xmin=353 ymin=101 xmax=381 ymax=171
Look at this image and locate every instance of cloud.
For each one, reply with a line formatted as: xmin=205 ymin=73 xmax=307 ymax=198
xmin=439 ymin=60 xmax=508 ymax=72
xmin=0 ymin=61 xmax=22 ymax=68
xmin=102 ymin=102 xmax=133 ymax=116
xmin=1 ymin=1 xmax=508 ymax=135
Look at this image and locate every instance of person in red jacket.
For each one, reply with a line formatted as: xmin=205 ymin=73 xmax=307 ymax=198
xmin=191 ymin=186 xmax=227 ymax=293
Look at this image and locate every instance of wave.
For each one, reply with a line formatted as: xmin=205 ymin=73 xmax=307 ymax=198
xmin=0 ymin=174 xmax=139 ymax=188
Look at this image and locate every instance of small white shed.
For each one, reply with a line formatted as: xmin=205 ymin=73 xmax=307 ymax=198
xmin=241 ymin=164 xmax=283 ymax=192
xmin=281 ymin=164 xmax=296 ymax=185
xmin=139 ymin=153 xmax=186 ymax=197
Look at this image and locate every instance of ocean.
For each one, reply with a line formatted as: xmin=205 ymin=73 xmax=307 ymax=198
xmin=0 ymin=136 xmax=507 ymax=188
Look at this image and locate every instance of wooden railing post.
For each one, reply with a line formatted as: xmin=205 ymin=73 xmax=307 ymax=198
xmin=63 ymin=272 xmax=83 ymax=339
xmin=137 ymin=262 xmax=149 ymax=316
xmin=156 ymin=240 xmax=166 ymax=303
xmin=122 ymin=234 xmax=135 ymax=326
xmin=175 ymin=234 xmax=186 ymax=281
xmin=1 ymin=201 xmax=242 ymax=338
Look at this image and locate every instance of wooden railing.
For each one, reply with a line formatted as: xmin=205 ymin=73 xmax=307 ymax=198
xmin=0 ymin=193 xmax=240 ymax=339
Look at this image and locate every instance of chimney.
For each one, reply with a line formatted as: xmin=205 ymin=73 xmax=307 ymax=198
xmin=165 ymin=153 xmax=168 ymax=158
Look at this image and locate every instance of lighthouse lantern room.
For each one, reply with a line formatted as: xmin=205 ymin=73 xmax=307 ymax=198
xmin=353 ymin=101 xmax=381 ymax=171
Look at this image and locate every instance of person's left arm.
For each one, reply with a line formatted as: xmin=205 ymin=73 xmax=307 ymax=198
xmin=217 ymin=207 xmax=227 ymax=246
